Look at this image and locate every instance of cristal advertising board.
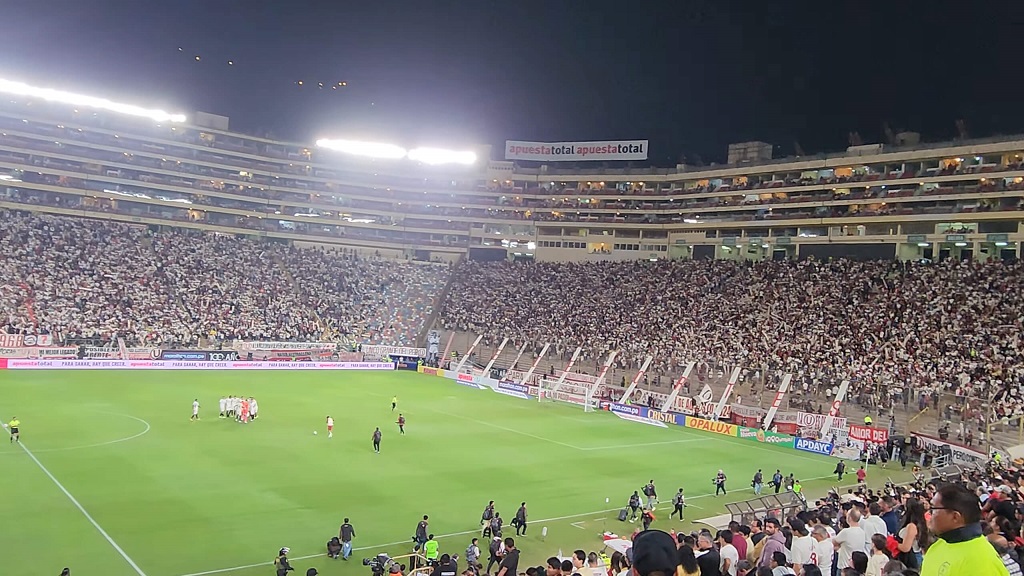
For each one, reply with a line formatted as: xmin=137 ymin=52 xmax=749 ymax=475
xmin=504 ymin=140 xmax=649 ymax=162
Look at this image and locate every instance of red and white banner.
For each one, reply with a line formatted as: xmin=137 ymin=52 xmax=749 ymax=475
xmin=796 ymin=411 xmax=848 ymax=431
xmin=0 ymin=333 xmax=54 ymax=347
xmin=849 ymin=425 xmax=889 ymax=444
xmin=0 ymin=359 xmax=394 ymax=370
xmin=504 ymin=139 xmax=648 ymax=162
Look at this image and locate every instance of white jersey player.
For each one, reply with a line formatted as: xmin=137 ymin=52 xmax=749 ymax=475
xmin=219 ymin=397 xmax=227 ymax=418
xmin=191 ymin=399 xmax=200 ymax=421
xmin=249 ymin=397 xmax=259 ymax=420
xmin=326 ymin=416 xmax=334 ymax=438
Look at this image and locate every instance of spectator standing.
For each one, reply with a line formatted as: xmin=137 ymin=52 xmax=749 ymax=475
xmin=921 ymin=483 xmax=1008 ymax=576
xmin=758 ymin=519 xmax=787 ymax=569
xmin=719 ymin=530 xmax=740 ymax=576
xmin=833 ymin=509 xmax=866 ymax=571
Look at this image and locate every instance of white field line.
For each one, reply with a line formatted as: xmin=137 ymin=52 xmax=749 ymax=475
xmin=2 ymin=420 xmax=148 ymax=575
xmin=176 ymin=475 xmax=836 ymax=576
xmin=570 ymin=521 xmax=587 ymax=529
xmin=0 ymin=413 xmax=151 ymax=455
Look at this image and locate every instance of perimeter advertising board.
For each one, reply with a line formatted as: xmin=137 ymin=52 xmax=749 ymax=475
xmin=505 ymin=140 xmax=648 ymax=162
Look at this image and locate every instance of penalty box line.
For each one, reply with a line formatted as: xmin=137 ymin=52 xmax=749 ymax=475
xmin=2 ymin=423 xmax=148 ymax=576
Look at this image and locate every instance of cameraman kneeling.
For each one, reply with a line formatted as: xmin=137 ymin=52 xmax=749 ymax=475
xmin=432 ymin=554 xmax=458 ymax=576
xmin=327 ymin=536 xmax=343 ymax=559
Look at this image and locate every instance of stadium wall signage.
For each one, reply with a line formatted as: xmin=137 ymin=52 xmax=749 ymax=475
xmin=496 ymin=380 xmax=533 ymax=399
xmin=609 ymin=403 xmax=644 ymax=417
xmin=914 ymin=433 xmax=987 ymax=467
xmin=0 ymin=347 xmax=79 ymax=359
xmin=420 ymin=367 xmax=445 ymax=377
xmin=159 ymin=350 xmax=240 ymax=361
xmin=848 ymin=425 xmax=889 ymax=444
xmin=685 ymin=417 xmax=738 ymax=437
xmin=738 ymin=426 xmax=795 ymax=447
xmin=645 ymin=408 xmax=687 ymax=427
xmin=236 ymin=341 xmax=337 ymax=351
xmin=504 ymin=139 xmax=649 ymax=162
xmin=796 ymin=411 xmax=848 ymax=431
xmin=0 ymin=333 xmax=54 ymax=347
xmin=0 ymin=359 xmax=394 ymax=370
xmin=794 ymin=437 xmax=834 ymax=456
xmin=362 ymin=345 xmax=427 ymax=358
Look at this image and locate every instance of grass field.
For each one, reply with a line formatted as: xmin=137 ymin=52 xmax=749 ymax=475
xmin=0 ymin=369 xmax=904 ymax=576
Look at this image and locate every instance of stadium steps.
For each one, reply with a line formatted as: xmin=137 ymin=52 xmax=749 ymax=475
xmin=445 ymin=330 xmax=1009 ymax=450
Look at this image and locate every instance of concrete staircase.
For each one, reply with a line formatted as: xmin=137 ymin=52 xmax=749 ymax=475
xmin=442 ymin=330 xmax=1011 ymax=451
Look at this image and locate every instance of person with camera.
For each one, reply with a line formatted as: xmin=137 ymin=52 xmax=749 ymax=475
xmin=327 ymin=536 xmax=343 ymax=559
xmin=275 ymin=547 xmax=295 ymax=576
xmin=414 ymin=515 xmax=429 ymax=551
xmin=465 ymin=537 xmax=482 ymax=575
xmin=514 ymin=502 xmax=528 ymax=536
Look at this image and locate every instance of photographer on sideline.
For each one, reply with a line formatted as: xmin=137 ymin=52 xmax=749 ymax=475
xmin=275 ymin=547 xmax=295 ymax=576
xmin=327 ymin=537 xmax=342 ymax=559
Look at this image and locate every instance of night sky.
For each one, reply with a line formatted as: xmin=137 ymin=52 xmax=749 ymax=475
xmin=2 ymin=1 xmax=1021 ymax=165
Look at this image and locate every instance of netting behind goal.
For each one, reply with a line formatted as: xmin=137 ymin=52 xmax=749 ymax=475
xmin=537 ymin=376 xmax=599 ymax=412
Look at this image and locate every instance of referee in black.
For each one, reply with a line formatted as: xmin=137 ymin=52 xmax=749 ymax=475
xmin=372 ymin=427 xmax=382 ymax=453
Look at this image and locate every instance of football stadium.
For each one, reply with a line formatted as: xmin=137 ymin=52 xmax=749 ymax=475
xmin=0 ymin=7 xmax=1021 ymax=576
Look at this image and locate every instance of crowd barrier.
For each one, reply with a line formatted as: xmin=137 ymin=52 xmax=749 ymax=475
xmin=0 ymin=359 xmax=394 ymax=370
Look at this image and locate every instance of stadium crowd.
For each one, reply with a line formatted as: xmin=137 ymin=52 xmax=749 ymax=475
xmin=440 ymin=258 xmax=1024 ymax=427
xmin=0 ymin=211 xmax=448 ymax=347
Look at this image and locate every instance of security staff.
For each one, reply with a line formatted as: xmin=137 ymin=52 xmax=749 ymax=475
xmin=424 ymin=534 xmax=440 ymax=564
xmin=8 ymin=416 xmax=20 ymax=443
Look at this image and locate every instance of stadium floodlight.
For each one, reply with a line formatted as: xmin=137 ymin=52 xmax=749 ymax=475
xmin=0 ymin=78 xmax=187 ymax=123
xmin=407 ymin=147 xmax=477 ymax=166
xmin=316 ymin=138 xmax=407 ymax=159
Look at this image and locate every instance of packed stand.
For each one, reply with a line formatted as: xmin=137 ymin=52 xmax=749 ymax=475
xmin=0 ymin=211 xmax=448 ymax=347
xmin=284 ymin=246 xmax=450 ymax=346
xmin=440 ymin=258 xmax=1024 ymax=422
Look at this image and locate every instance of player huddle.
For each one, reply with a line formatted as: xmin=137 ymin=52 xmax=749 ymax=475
xmin=219 ymin=396 xmax=259 ymax=423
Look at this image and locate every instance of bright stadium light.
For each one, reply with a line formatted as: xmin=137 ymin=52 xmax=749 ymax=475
xmin=407 ymin=147 xmax=477 ymax=166
xmin=0 ymin=78 xmax=187 ymax=123
xmin=316 ymin=138 xmax=407 ymax=159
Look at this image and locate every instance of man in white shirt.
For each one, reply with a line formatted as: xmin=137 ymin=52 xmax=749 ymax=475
xmin=787 ymin=520 xmax=815 ymax=574
xmin=810 ymin=525 xmax=833 ymax=576
xmin=717 ymin=530 xmax=740 ymax=576
xmin=833 ymin=509 xmax=866 ymax=570
xmin=861 ymin=502 xmax=888 ymax=537
xmin=218 ymin=396 xmax=227 ymax=418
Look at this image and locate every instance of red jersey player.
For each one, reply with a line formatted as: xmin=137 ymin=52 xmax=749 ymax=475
xmin=240 ymin=399 xmax=250 ymax=424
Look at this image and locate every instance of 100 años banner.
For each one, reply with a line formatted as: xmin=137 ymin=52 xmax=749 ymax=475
xmin=685 ymin=417 xmax=738 ymax=436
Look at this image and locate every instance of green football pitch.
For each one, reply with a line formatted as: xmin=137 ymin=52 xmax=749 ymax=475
xmin=0 ymin=369 xmax=904 ymax=576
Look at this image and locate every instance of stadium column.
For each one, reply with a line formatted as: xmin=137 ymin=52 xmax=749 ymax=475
xmin=820 ymin=379 xmax=851 ymax=438
xmin=618 ymin=355 xmax=655 ymax=405
xmin=515 ymin=342 xmax=550 ymax=390
xmin=452 ymin=334 xmax=483 ymax=375
xmin=660 ymin=361 xmax=696 ymax=412
xmin=481 ymin=338 xmax=510 ymax=376
xmin=712 ymin=367 xmax=742 ymax=419
xmin=762 ymin=373 xmax=792 ymax=429
xmin=546 ymin=346 xmax=583 ymax=397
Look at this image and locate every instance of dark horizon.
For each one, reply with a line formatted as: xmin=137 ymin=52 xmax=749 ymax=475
xmin=2 ymin=1 xmax=1021 ymax=165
